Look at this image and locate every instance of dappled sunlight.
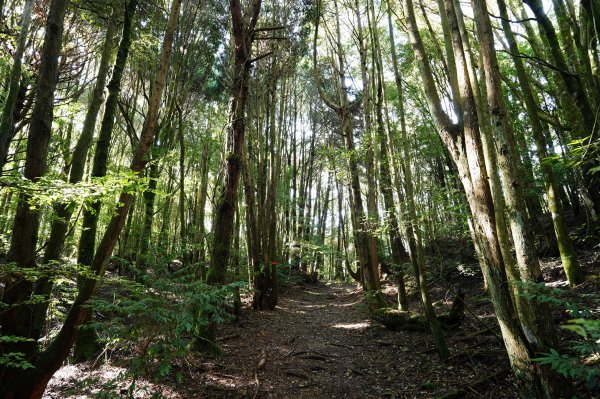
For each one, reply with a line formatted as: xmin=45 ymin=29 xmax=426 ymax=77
xmin=276 ymin=305 xmax=307 ymax=315
xmin=45 ymin=364 xmax=185 ymax=399
xmin=203 ymin=372 xmax=255 ymax=392
xmin=285 ymin=297 xmax=362 ymax=309
xmin=330 ymin=321 xmax=371 ymax=330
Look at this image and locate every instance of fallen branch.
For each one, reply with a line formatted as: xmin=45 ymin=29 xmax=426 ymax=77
xmin=298 ymin=383 xmax=319 ymax=389
xmin=282 ymin=347 xmax=295 ymax=358
xmin=348 ymin=367 xmax=365 ymax=376
xmin=432 ymin=276 xmax=502 ymax=341
xmin=293 ymin=350 xmax=338 ymax=359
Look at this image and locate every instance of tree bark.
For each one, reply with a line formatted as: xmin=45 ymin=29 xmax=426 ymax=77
xmin=473 ymin=6 xmax=573 ymax=395
xmin=496 ymin=0 xmax=584 ymax=286
xmin=207 ymin=0 xmax=262 ymax=287
xmin=0 ymin=0 xmax=34 ymax=171
xmin=72 ymin=0 xmax=138 ymax=361
xmin=30 ymin=7 xmax=120 ymax=357
xmin=402 ymin=0 xmax=567 ymax=396
xmin=0 ymin=1 xmax=180 ymax=396
xmin=525 ymin=0 xmax=600 ymax=213
xmin=0 ymin=0 xmax=69 ymax=367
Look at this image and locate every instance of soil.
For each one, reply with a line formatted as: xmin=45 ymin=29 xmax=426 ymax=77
xmin=185 ymin=282 xmax=516 ymax=399
xmin=43 ymin=250 xmax=600 ymax=399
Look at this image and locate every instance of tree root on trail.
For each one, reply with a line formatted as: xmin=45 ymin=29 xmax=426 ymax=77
xmin=284 ymin=370 xmax=310 ymax=380
xmin=327 ymin=342 xmax=354 ymax=350
xmin=373 ymin=290 xmax=466 ymax=332
xmin=372 ymin=308 xmax=427 ymax=332
xmin=435 ymin=368 xmax=508 ymax=398
xmin=293 ymin=349 xmax=338 ymax=359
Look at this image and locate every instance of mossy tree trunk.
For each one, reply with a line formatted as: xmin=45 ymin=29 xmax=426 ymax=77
xmin=402 ymin=0 xmax=570 ymax=396
xmin=72 ymin=0 xmax=138 ymax=362
xmin=497 ymin=0 xmax=585 ymax=287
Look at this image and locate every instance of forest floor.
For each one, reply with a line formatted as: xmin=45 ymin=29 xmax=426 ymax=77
xmin=44 ymin=250 xmax=600 ymax=399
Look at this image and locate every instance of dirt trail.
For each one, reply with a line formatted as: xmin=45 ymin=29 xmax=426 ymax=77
xmin=42 ymin=254 xmax=600 ymax=398
xmin=45 ymin=280 xmax=515 ymax=398
xmin=190 ymin=282 xmax=511 ymax=399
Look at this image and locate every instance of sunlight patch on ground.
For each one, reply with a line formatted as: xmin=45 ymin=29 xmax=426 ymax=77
xmin=44 ymin=364 xmax=182 ymax=399
xmin=277 ymin=305 xmax=307 ymax=314
xmin=330 ymin=321 xmax=371 ymax=330
xmin=204 ymin=372 xmax=255 ymax=391
xmin=546 ymin=279 xmax=570 ymax=288
xmin=286 ymin=297 xmax=362 ymax=309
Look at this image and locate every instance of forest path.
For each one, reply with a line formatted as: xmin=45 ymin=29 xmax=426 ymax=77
xmin=193 ymin=282 xmax=452 ymax=398
xmin=45 ymin=279 xmax=517 ymax=398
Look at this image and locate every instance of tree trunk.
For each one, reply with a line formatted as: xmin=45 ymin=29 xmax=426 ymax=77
xmin=194 ymin=140 xmax=210 ymax=279
xmin=313 ymin=0 xmax=381 ymax=301
xmin=207 ymin=0 xmax=262 ymax=286
xmin=72 ymin=0 xmax=138 ymax=362
xmin=497 ymin=0 xmax=584 ymax=286
xmin=525 ymin=0 xmax=600 ymax=213
xmin=402 ymin=0 xmax=569 ymax=396
xmin=0 ymin=0 xmax=34 ymax=171
xmin=31 ymin=9 xmax=120 ymax=363
xmin=0 ymin=0 xmax=69 ymax=369
xmin=378 ymin=0 xmax=408 ymax=311
xmin=0 ymin=1 xmax=180 ymax=396
xmin=473 ymin=8 xmax=575 ymax=396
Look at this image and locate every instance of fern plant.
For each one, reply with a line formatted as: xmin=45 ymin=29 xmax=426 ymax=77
xmin=524 ymin=282 xmax=600 ymax=389
xmin=87 ymin=270 xmax=243 ymax=382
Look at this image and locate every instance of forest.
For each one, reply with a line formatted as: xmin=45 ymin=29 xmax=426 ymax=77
xmin=0 ymin=0 xmax=599 ymax=397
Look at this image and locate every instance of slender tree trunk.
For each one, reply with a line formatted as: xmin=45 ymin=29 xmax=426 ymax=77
xmin=525 ymin=0 xmax=600 ymax=213
xmin=402 ymin=0 xmax=567 ymax=396
xmin=207 ymin=0 xmax=262 ymax=286
xmin=77 ymin=0 xmax=138 ymax=272
xmin=377 ymin=1 xmax=408 ymax=311
xmin=313 ymin=0 xmax=381 ymax=300
xmin=473 ymin=5 xmax=571 ymax=387
xmin=0 ymin=0 xmax=69 ymax=369
xmin=177 ymin=101 xmax=187 ymax=252
xmin=138 ymin=158 xmax=160 ymax=266
xmin=72 ymin=0 xmax=138 ymax=362
xmin=33 ymin=9 xmax=120 ymax=361
xmin=0 ymin=0 xmax=34 ymax=171
xmin=497 ymin=0 xmax=584 ymax=286
xmin=195 ymin=140 xmax=210 ymax=279
xmin=2 ymin=1 xmax=181 ymax=396
xmin=355 ymin=0 xmax=381 ymax=293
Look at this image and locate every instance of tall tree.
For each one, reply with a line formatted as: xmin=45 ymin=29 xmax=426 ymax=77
xmin=0 ymin=0 xmax=181 ymax=395
xmin=496 ymin=0 xmax=584 ymax=286
xmin=401 ymin=0 xmax=569 ymax=396
xmin=0 ymin=0 xmax=69 ymax=362
xmin=207 ymin=0 xmax=263 ymax=287
xmin=313 ymin=0 xmax=382 ymax=301
xmin=0 ymin=0 xmax=34 ymax=170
